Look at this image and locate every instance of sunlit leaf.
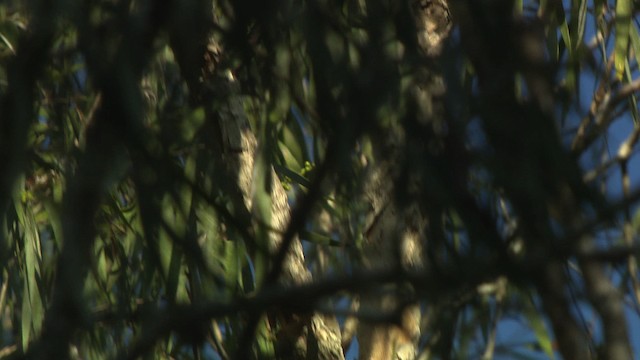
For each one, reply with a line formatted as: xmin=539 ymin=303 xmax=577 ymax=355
xmin=631 ymin=23 xmax=640 ymax=67
xmin=523 ymin=301 xmax=555 ymax=359
xmin=575 ymin=0 xmax=588 ymax=48
xmin=252 ymin=149 xmax=272 ymax=287
xmin=615 ymin=0 xmax=632 ymax=79
xmin=15 ymin=193 xmax=44 ymax=351
xmin=299 ymin=229 xmax=341 ymax=246
xmin=559 ymin=19 xmax=572 ymax=58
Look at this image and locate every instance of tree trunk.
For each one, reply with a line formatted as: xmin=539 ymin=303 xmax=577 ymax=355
xmin=206 ymin=59 xmax=344 ymax=360
xmin=356 ymin=1 xmax=451 ymax=359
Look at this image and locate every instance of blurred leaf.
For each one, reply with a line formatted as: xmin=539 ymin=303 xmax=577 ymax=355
xmin=43 ymin=199 xmax=62 ymax=250
xmin=278 ymin=141 xmax=303 ymax=174
xmin=15 ymin=193 xmax=44 ymax=351
xmin=523 ymin=300 xmax=555 ymax=359
xmin=615 ymin=0 xmax=632 ymax=79
xmin=546 ymin=12 xmax=559 ymax=61
xmin=299 ymin=229 xmax=341 ymax=246
xmin=623 ymin=59 xmax=640 ymax=125
xmin=256 ymin=316 xmax=275 ymax=358
xmin=273 ymin=164 xmax=311 ymax=188
xmin=3 ymin=0 xmax=640 ymax=358
xmin=630 ymin=23 xmax=640 ymax=69
xmin=575 ymin=0 xmax=588 ymax=48
xmin=181 ymin=106 xmax=206 ymax=143
xmin=223 ymin=233 xmax=242 ymax=293
xmin=252 ymin=148 xmax=272 ymax=287
xmin=560 ymin=18 xmax=572 ymax=58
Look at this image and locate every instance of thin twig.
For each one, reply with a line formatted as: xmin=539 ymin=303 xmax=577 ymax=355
xmin=620 ymin=139 xmax=640 ymax=311
xmin=481 ymin=278 xmax=507 ymax=360
xmin=572 ymin=76 xmax=640 ymax=154
xmin=0 ymin=270 xmax=8 ymax=318
xmin=209 ymin=321 xmax=229 ymax=360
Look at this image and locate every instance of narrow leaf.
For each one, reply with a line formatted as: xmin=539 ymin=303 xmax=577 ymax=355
xmin=576 ymin=0 xmax=588 ymax=47
xmin=615 ymin=0 xmax=632 ymax=79
xmin=523 ymin=303 xmax=555 ymax=359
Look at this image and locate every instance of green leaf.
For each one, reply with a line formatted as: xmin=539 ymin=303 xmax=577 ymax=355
xmin=630 ymin=94 xmax=640 ymax=125
xmin=278 ymin=140 xmax=303 ymax=172
xmin=43 ymin=200 xmax=62 ymax=250
xmin=523 ymin=301 xmax=555 ymax=359
xmin=559 ymin=19 xmax=572 ymax=58
xmin=273 ymin=164 xmax=311 ymax=188
xmin=299 ymin=229 xmax=341 ymax=246
xmin=15 ymin=196 xmax=44 ymax=351
xmin=575 ymin=0 xmax=588 ymax=48
xmin=223 ymin=235 xmax=241 ymax=292
xmin=514 ymin=0 xmax=523 ymax=16
xmin=180 ymin=106 xmax=205 ymax=142
xmin=630 ymin=24 xmax=640 ymax=70
xmin=624 ymin=58 xmax=640 ymax=125
xmin=96 ymin=245 xmax=109 ymax=284
xmin=284 ymin=117 xmax=307 ymax=162
xmin=615 ymin=0 xmax=632 ymax=79
xmin=546 ymin=12 xmax=559 ymax=61
xmin=21 ymin=281 xmax=33 ymax=350
xmin=256 ymin=316 xmax=275 ymax=358
xmin=157 ymin=194 xmax=190 ymax=303
xmin=158 ymin=226 xmax=188 ymax=303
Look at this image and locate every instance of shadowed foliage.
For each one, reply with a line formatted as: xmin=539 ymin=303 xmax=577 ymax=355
xmin=1 ymin=0 xmax=640 ymax=359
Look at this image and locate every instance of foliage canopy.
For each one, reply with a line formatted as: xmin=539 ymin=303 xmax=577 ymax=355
xmin=1 ymin=0 xmax=640 ymax=359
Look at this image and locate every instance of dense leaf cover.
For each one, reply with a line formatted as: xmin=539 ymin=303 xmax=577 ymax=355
xmin=0 ymin=0 xmax=640 ymax=359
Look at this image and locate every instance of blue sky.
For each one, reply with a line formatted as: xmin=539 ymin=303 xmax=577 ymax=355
xmin=485 ymin=3 xmax=640 ymax=359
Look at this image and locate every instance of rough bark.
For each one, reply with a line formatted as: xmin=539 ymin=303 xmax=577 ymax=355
xmin=209 ymin=68 xmax=344 ymax=359
xmin=355 ymin=1 xmax=451 ymax=359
